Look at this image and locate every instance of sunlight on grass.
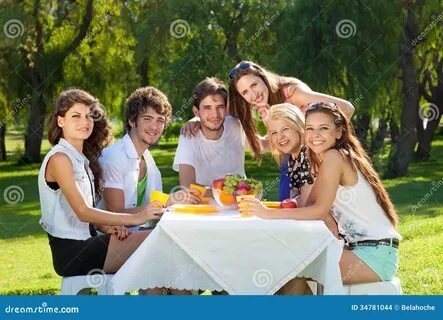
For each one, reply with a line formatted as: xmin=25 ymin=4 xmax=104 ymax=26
xmin=1 ymin=134 xmax=442 ymax=295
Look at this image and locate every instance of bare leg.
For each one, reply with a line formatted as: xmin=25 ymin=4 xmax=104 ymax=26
xmin=340 ymin=248 xmax=381 ymax=284
xmin=275 ymin=278 xmax=312 ymax=295
xmin=169 ymin=289 xmax=192 ymax=295
xmin=103 ymin=230 xmax=150 ymax=273
xmin=139 ymin=288 xmax=165 ymax=295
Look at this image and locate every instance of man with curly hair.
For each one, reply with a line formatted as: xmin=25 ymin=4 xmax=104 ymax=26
xmin=99 ymin=87 xmax=199 ymax=233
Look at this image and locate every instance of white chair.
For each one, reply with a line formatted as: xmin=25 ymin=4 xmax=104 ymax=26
xmin=60 ymin=274 xmax=115 ymax=295
xmin=343 ymin=277 xmax=402 ymax=295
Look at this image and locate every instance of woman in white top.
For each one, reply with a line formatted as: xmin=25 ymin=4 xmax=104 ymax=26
xmin=240 ymin=102 xmax=401 ymax=294
xmin=39 ymin=89 xmax=163 ymax=277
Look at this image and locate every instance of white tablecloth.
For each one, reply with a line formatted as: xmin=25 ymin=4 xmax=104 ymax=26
xmin=112 ymin=210 xmax=345 ymax=295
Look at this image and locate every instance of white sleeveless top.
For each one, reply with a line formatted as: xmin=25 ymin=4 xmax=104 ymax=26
xmin=331 ymin=168 xmax=401 ymax=243
xmin=38 ymin=138 xmax=95 ymax=240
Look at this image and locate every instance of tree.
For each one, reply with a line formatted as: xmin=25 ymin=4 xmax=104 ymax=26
xmin=0 ymin=0 xmax=95 ymax=163
xmin=387 ymin=0 xmax=425 ymax=177
xmin=415 ymin=1 xmax=443 ymax=160
xmin=278 ymin=0 xmax=402 ymax=149
xmin=417 ymin=56 xmax=443 ymax=160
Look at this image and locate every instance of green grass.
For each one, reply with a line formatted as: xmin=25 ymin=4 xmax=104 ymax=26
xmin=0 ymin=133 xmax=442 ymax=295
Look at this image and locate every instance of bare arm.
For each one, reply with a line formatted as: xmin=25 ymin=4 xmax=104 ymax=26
xmin=180 ymin=116 xmax=201 ymax=138
xmin=47 ymin=153 xmax=163 ymax=226
xmin=102 ymin=188 xmax=150 ymax=214
xmin=241 ymin=149 xmax=343 ymax=220
xmin=288 ymin=85 xmax=355 ymax=120
xmin=297 ymin=184 xmax=313 ymax=207
xmin=178 ymin=164 xmax=196 ymax=188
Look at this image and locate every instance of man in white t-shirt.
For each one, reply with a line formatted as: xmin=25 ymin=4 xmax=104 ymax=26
xmin=173 ymin=78 xmax=246 ymax=190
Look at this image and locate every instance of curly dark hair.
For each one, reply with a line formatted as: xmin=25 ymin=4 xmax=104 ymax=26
xmin=48 ymin=88 xmax=113 ymax=198
xmin=124 ymin=86 xmax=172 ymax=133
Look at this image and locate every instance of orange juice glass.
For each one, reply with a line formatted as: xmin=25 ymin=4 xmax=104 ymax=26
xmin=236 ymin=194 xmax=256 ymax=218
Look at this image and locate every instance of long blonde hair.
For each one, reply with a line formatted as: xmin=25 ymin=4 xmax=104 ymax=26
xmin=305 ymin=102 xmax=398 ymax=227
xmin=227 ymin=61 xmax=308 ymax=162
xmin=266 ymin=103 xmax=305 ymax=165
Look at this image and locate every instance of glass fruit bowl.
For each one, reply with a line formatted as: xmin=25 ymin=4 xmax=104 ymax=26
xmin=212 ymin=175 xmax=263 ymax=209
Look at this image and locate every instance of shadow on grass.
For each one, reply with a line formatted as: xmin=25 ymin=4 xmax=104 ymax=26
xmin=0 ymin=212 xmax=44 ymax=240
xmin=0 ymin=173 xmax=43 ymax=240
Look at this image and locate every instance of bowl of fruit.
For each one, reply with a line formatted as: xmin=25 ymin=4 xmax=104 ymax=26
xmin=212 ymin=174 xmax=263 ymax=209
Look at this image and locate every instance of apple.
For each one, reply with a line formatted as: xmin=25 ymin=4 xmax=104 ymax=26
xmin=234 ymin=189 xmax=249 ymax=196
xmin=212 ymin=178 xmax=226 ymax=190
xmin=236 ymin=181 xmax=251 ymax=191
xmin=280 ymin=198 xmax=298 ymax=208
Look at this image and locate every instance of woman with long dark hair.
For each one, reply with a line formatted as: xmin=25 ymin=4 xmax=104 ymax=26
xmin=39 ymin=89 xmax=163 ymax=277
xmin=240 ymin=102 xmax=401 ymax=294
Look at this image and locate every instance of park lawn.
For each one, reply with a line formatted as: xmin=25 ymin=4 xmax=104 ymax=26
xmin=0 ymin=134 xmax=442 ymax=295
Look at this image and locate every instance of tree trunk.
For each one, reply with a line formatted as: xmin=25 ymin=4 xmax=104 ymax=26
xmin=22 ymin=0 xmax=93 ymax=162
xmin=223 ymin=1 xmax=247 ymax=62
xmin=415 ymin=106 xmax=442 ymax=160
xmin=390 ymin=117 xmax=400 ymax=145
xmin=0 ymin=124 xmax=6 ymax=161
xmin=417 ymin=56 xmax=443 ymax=160
xmin=387 ymin=0 xmax=423 ymax=177
xmin=139 ymin=55 xmax=149 ymax=86
xmin=385 ymin=118 xmax=400 ymax=179
xmin=355 ymin=113 xmax=371 ymax=150
xmin=370 ymin=115 xmax=389 ymax=155
xmin=23 ymin=70 xmax=45 ymax=163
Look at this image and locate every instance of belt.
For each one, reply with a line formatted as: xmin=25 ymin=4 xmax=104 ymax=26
xmin=348 ymin=238 xmax=399 ymax=249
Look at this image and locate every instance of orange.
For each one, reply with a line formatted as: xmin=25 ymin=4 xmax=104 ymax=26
xmin=220 ymin=191 xmax=236 ymax=205
xmin=201 ymin=196 xmax=212 ymax=204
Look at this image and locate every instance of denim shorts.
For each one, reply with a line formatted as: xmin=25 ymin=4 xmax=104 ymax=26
xmin=351 ymin=244 xmax=399 ymax=281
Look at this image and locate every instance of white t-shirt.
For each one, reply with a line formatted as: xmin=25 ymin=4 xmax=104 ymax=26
xmin=331 ymin=169 xmax=401 ymax=243
xmin=173 ymin=116 xmax=246 ymax=187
